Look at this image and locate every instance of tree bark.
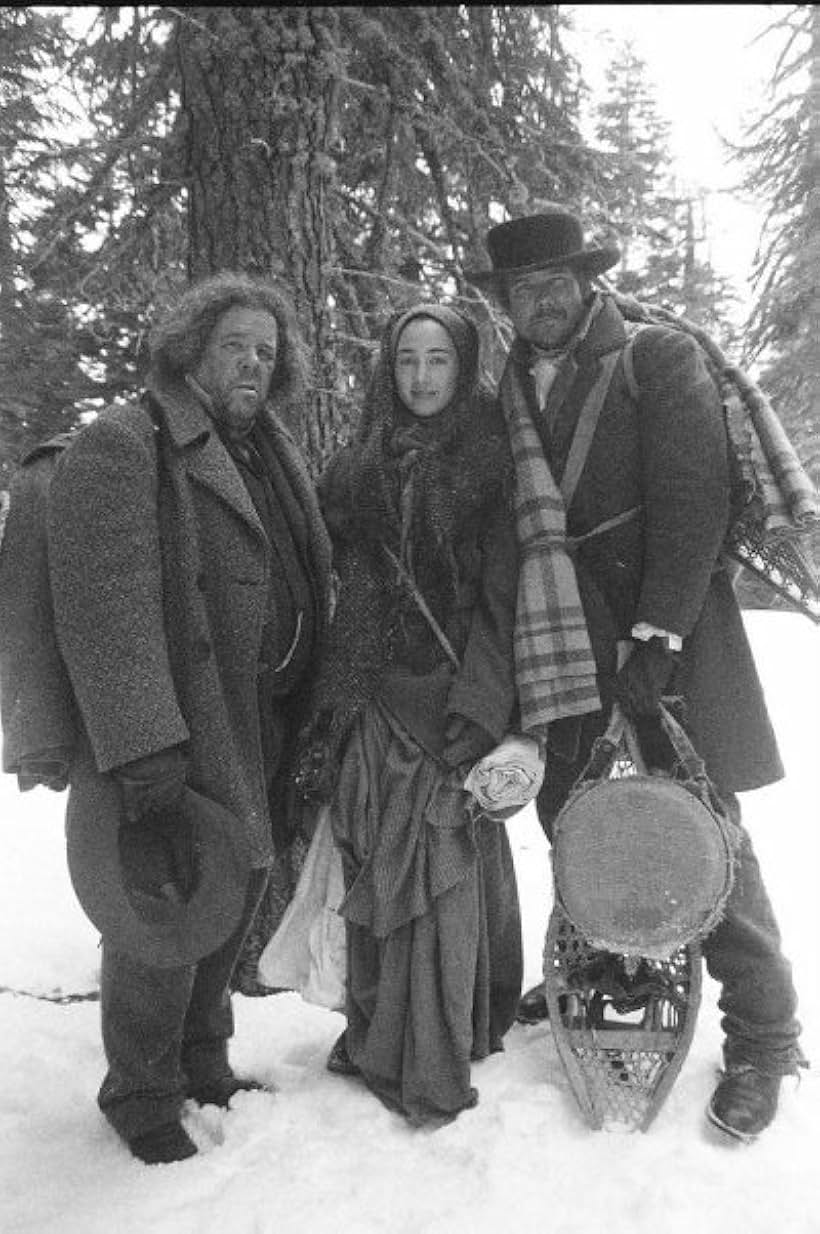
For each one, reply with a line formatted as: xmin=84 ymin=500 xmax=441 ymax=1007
xmin=175 ymin=6 xmax=342 ymax=462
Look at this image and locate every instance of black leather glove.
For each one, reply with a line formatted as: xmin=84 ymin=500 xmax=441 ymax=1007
xmin=117 ymin=816 xmax=198 ymax=904
xmin=113 ymin=747 xmax=194 ymax=903
xmin=112 ymin=746 xmax=188 ymax=824
xmin=443 ymin=715 xmax=495 ymax=772
xmin=613 ymin=637 xmax=680 ymax=718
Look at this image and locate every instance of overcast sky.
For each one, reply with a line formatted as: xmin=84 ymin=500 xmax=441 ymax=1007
xmin=566 ymin=4 xmax=785 ymax=298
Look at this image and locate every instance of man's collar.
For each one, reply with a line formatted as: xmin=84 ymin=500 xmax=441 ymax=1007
xmin=144 ymin=371 xmax=213 ymax=449
xmin=184 ymin=374 xmax=216 ymax=416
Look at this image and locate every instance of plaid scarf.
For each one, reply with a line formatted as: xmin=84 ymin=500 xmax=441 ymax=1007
xmin=499 ymin=352 xmax=601 ymax=734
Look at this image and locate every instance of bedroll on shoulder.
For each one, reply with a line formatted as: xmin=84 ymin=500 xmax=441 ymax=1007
xmin=0 ymin=434 xmax=79 ymax=791
xmin=609 ymin=290 xmax=820 ymax=623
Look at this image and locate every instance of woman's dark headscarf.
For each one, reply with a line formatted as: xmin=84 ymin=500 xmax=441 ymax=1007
xmin=329 ymin=302 xmax=510 ymax=558
xmin=356 ymin=303 xmax=481 ymax=444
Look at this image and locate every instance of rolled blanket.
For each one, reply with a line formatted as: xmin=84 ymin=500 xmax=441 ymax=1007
xmin=723 ymin=370 xmax=819 ymax=535
xmin=612 ymin=288 xmax=820 ymax=539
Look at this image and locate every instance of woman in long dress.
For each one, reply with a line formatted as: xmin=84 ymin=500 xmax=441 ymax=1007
xmin=299 ymin=303 xmax=524 ymax=1126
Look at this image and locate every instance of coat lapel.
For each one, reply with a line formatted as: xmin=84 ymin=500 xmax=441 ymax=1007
xmin=261 ymin=413 xmax=332 ymax=640
xmin=546 ymin=300 xmax=628 ymax=468
xmin=147 ymin=373 xmax=331 ymax=639
xmin=542 ymin=354 xmax=579 ymax=432
xmin=147 ymin=376 xmax=265 ymax=538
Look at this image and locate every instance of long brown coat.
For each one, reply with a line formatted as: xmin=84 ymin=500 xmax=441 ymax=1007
xmin=505 ymin=295 xmax=782 ymax=793
xmin=47 ymin=374 xmax=331 ymax=867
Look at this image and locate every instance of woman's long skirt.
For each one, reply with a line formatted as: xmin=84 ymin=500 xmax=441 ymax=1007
xmin=330 ymin=699 xmax=523 ymax=1125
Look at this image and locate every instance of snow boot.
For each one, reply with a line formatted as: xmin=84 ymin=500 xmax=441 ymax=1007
xmin=187 ymin=1073 xmax=266 ymax=1108
xmin=516 ymin=981 xmax=549 ymax=1025
xmin=128 ymin=1121 xmax=198 ymax=1165
xmin=707 ymin=1062 xmax=782 ymax=1143
xmin=326 ymin=1031 xmax=360 ymax=1076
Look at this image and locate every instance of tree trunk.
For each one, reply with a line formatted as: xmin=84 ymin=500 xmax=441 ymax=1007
xmin=806 ymin=4 xmax=820 ymax=430
xmin=175 ymin=5 xmax=342 ymax=462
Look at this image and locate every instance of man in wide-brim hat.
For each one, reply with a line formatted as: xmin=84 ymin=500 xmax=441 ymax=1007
xmin=465 ymin=205 xmax=805 ymax=1141
xmin=466 ymin=206 xmax=620 ymax=290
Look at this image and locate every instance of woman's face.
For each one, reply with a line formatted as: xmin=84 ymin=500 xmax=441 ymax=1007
xmin=393 ymin=317 xmax=460 ymax=418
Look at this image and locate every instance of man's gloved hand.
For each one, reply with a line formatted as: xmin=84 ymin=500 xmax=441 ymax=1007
xmin=112 ymin=746 xmax=188 ymax=824
xmin=443 ymin=715 xmax=495 ymax=772
xmin=113 ymin=747 xmax=195 ymax=904
xmin=613 ymin=637 xmax=680 ymax=718
xmin=117 ymin=819 xmax=198 ymax=904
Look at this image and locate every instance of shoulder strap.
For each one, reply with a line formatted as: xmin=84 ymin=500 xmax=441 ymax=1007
xmin=21 ymin=432 xmax=76 ymax=466
xmin=559 ymin=350 xmax=620 ymax=509
xmin=621 ymin=332 xmax=640 ymax=403
xmin=0 ymin=490 xmax=9 ymax=555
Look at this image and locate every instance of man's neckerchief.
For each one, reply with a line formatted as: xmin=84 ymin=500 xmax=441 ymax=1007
xmin=528 ymin=294 xmax=604 ymax=427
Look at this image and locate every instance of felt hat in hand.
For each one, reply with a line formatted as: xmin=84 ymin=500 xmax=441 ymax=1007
xmin=67 ymin=785 xmax=252 ymax=968
xmin=464 ymin=206 xmax=620 ymax=289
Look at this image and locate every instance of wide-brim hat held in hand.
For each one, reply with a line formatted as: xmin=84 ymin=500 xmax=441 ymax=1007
xmin=464 ymin=205 xmax=620 ymax=290
xmin=67 ymin=785 xmax=251 ymax=968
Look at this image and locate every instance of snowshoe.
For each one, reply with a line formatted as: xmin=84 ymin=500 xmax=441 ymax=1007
xmin=543 ymin=905 xmax=702 ymax=1132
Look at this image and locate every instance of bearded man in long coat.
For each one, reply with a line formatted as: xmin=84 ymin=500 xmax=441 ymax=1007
xmin=47 ymin=274 xmax=331 ymax=1163
xmin=466 ymin=208 xmax=806 ymax=1143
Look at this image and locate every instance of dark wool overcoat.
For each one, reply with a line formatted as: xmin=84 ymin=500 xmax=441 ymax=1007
xmin=507 ymin=295 xmax=782 ymax=794
xmin=47 ymin=373 xmax=332 ymax=868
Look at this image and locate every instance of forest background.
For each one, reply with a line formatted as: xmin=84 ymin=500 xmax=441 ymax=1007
xmin=0 ymin=4 xmax=818 ymax=606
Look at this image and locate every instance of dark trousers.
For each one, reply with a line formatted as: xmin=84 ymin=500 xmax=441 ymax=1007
xmin=537 ymin=715 xmax=805 ymax=1077
xmin=98 ymin=868 xmax=269 ymax=1141
xmin=703 ymin=810 xmax=804 ymax=1075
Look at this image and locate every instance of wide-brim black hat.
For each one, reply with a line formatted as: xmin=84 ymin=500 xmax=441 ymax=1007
xmin=67 ymin=785 xmax=252 ymax=968
xmin=464 ymin=207 xmax=620 ymax=290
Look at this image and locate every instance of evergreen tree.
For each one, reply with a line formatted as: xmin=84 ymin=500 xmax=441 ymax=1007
xmin=591 ymin=41 xmax=676 ymax=289
xmin=0 ymin=4 xmax=601 ymax=474
xmin=737 ymin=4 xmax=820 ymax=487
xmin=0 ymin=8 xmax=87 ymax=484
xmin=591 ymin=40 xmax=738 ymax=349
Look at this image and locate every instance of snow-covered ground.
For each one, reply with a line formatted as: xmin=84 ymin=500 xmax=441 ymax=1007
xmin=1 ymin=611 xmax=817 ymax=1234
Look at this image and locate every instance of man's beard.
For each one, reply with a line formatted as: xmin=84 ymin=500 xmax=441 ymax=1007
xmin=215 ymin=391 xmax=262 ymax=440
xmin=526 ymin=313 xmax=575 ymax=350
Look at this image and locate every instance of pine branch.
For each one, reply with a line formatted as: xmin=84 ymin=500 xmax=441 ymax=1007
xmin=28 ymin=37 xmax=178 ymax=275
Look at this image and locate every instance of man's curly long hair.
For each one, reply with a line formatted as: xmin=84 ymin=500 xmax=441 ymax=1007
xmin=147 ymin=272 xmax=310 ymax=428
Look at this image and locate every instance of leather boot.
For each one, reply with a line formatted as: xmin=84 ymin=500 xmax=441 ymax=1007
xmin=707 ymin=1063 xmax=782 ymax=1142
xmin=187 ymin=1073 xmax=267 ymax=1108
xmin=326 ymin=1031 xmax=360 ymax=1076
xmin=128 ymin=1121 xmax=198 ymax=1164
xmin=516 ymin=982 xmax=549 ymax=1025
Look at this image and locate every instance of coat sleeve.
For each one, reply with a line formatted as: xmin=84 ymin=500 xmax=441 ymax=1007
xmin=631 ymin=327 xmax=730 ymax=638
xmin=47 ymin=411 xmax=189 ymax=772
xmin=447 ymin=503 xmax=518 ymax=743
